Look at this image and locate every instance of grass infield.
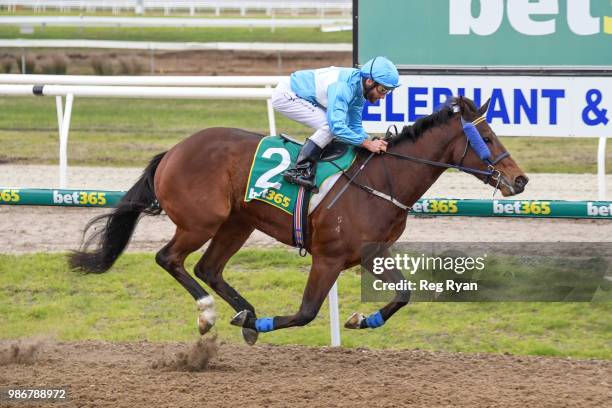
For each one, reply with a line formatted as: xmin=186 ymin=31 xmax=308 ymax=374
xmin=0 ymin=250 xmax=609 ymax=359
xmin=0 ymin=97 xmax=609 ymax=173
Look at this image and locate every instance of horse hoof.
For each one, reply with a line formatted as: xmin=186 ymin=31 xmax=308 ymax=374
xmin=231 ymin=310 xmax=251 ymax=327
xmin=242 ymin=327 xmax=259 ymax=346
xmin=196 ymin=296 xmax=217 ymax=335
xmin=198 ymin=316 xmax=214 ymax=335
xmin=344 ymin=312 xmax=365 ymax=329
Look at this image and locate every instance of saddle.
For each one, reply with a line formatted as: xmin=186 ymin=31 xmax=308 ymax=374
xmin=278 ymin=134 xmax=349 ymax=162
xmin=245 ymin=134 xmax=357 ymax=255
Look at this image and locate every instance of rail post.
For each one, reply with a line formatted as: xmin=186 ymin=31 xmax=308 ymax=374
xmin=598 ymin=136 xmax=607 ymax=200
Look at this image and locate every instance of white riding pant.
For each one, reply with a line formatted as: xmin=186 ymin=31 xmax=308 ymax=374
xmin=270 ymin=79 xmax=334 ymax=149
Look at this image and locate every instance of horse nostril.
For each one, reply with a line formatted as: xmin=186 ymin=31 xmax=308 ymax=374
xmin=514 ymin=176 xmax=528 ymax=190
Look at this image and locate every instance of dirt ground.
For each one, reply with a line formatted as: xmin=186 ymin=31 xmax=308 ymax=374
xmin=2 ymin=49 xmax=352 ymax=76
xmin=1 ymin=339 xmax=610 ymax=408
xmin=2 ymin=206 xmax=612 ymax=254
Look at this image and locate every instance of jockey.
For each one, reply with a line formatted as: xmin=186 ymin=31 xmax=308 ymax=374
xmin=271 ymin=56 xmax=400 ymax=191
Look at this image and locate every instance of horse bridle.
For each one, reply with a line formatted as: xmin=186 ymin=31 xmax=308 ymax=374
xmin=327 ymin=113 xmax=513 ymax=211
xmin=456 ymin=114 xmax=511 ymax=186
xmin=384 ymin=113 xmax=511 ymax=189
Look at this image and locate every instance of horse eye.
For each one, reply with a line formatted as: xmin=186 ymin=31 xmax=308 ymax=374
xmin=483 ymin=137 xmax=491 ymax=143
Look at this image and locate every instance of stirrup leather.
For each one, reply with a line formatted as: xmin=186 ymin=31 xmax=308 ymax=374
xmin=282 ymin=139 xmax=321 ymax=191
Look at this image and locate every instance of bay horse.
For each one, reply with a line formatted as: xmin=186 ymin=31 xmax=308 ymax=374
xmin=70 ymin=96 xmax=528 ymax=345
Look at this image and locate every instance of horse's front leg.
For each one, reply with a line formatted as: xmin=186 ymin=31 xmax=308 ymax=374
xmin=231 ymin=255 xmax=343 ymax=332
xmin=345 ymin=249 xmax=410 ymax=330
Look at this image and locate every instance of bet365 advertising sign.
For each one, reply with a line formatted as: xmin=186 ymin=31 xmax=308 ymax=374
xmin=357 ymin=0 xmax=611 ymax=67
xmin=357 ymin=1 xmax=610 ymax=136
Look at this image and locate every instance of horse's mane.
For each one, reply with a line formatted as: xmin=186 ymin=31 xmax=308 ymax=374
xmin=388 ymin=96 xmax=478 ymax=145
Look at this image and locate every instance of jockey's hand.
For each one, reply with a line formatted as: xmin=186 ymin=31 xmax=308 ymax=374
xmin=361 ymin=139 xmax=388 ymax=154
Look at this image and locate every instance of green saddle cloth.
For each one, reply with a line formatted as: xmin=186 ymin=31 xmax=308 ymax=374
xmin=244 ymin=136 xmax=357 ymax=215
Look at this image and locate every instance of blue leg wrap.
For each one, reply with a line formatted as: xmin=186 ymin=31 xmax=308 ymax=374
xmin=255 ymin=317 xmax=275 ymax=332
xmin=365 ymin=311 xmax=385 ymax=329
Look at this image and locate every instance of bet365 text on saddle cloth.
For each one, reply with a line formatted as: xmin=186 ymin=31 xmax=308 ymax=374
xmin=244 ymin=136 xmax=357 ymax=215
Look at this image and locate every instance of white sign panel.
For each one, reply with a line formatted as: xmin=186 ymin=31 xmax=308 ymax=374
xmin=363 ymin=75 xmax=611 ymax=137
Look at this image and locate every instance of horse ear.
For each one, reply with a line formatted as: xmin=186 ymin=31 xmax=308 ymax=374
xmin=452 ymin=96 xmax=464 ymax=114
xmin=478 ymin=98 xmax=491 ymax=115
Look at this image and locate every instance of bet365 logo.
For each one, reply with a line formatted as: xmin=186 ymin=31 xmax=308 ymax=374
xmin=449 ymin=0 xmax=611 ymax=36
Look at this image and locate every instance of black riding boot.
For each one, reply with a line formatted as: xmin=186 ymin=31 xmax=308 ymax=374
xmin=283 ymin=139 xmax=322 ymax=192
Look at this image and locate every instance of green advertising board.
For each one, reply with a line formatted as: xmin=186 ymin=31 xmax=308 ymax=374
xmin=0 ymin=188 xmax=124 ymax=207
xmin=356 ymin=0 xmax=612 ymax=69
xmin=2 ymin=188 xmax=612 ymax=219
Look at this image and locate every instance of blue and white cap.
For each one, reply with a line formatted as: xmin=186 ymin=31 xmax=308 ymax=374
xmin=360 ymin=56 xmax=400 ymax=88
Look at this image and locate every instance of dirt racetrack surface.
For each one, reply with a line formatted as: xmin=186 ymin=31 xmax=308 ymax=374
xmin=1 ymin=339 xmax=610 ymax=408
xmin=2 ymin=206 xmax=611 ymax=254
xmin=2 ymin=49 xmax=353 ymax=76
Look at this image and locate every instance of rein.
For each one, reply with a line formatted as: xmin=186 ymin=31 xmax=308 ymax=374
xmin=326 ymin=114 xmax=512 ymax=211
xmin=384 ymin=114 xmax=510 ymax=180
xmin=383 ymin=150 xmax=494 ymax=177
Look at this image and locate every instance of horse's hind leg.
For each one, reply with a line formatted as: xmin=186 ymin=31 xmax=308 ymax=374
xmin=193 ymin=216 xmax=258 ymax=344
xmin=155 ymin=228 xmax=217 ymax=335
xmin=231 ymin=255 xmax=343 ymax=333
xmin=345 ymin=249 xmax=409 ymax=330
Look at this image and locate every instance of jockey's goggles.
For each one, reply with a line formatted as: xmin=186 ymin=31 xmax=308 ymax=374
xmin=375 ymin=83 xmax=395 ymax=94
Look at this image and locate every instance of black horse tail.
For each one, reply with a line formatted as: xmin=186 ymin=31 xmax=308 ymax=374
xmin=69 ymin=151 xmax=167 ymax=273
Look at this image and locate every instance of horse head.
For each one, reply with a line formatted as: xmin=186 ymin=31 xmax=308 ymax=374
xmin=449 ymin=96 xmax=529 ymax=196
